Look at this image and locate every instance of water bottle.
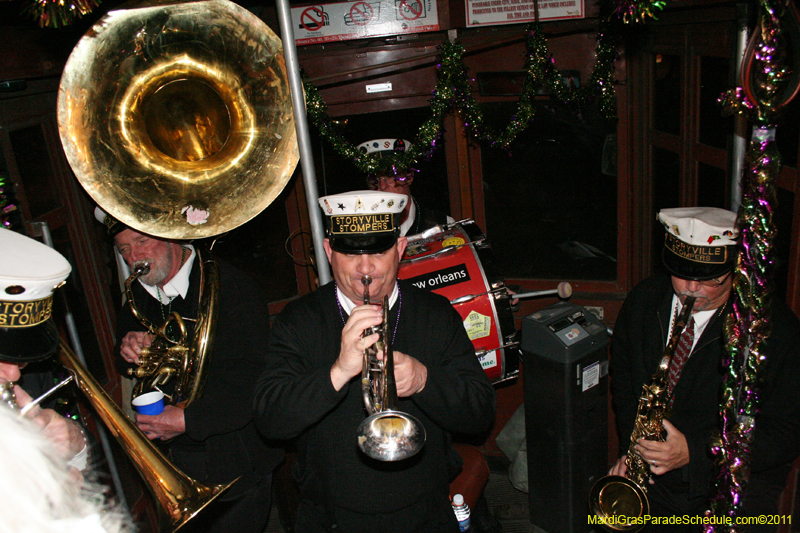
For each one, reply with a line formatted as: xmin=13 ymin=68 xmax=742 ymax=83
xmin=452 ymin=493 xmax=471 ymax=532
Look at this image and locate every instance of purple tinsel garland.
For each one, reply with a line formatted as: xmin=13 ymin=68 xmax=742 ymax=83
xmin=704 ymin=0 xmax=792 ymax=529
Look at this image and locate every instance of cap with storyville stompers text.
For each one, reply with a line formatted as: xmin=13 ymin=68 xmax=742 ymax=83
xmin=0 ymin=228 xmax=72 ymax=362
xmin=319 ymin=190 xmax=406 ymax=254
xmin=658 ymin=207 xmax=739 ymax=281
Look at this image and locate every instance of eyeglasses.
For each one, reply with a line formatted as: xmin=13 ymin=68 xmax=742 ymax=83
xmin=366 ymin=174 xmax=413 ymax=189
xmin=698 ymin=272 xmax=732 ymax=287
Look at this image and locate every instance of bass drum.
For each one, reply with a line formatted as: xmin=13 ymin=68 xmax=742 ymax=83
xmin=398 ymin=220 xmax=519 ymax=384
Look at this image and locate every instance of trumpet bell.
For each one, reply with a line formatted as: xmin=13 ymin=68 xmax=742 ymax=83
xmin=57 ymin=0 xmax=299 ymax=239
xmin=356 ymin=410 xmax=426 ymax=462
xmin=588 ymin=475 xmax=649 ymax=532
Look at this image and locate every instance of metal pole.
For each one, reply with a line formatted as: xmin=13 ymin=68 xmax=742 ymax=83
xmin=275 ymin=0 xmax=332 ymax=285
xmin=29 ymin=221 xmax=130 ymax=514
xmin=730 ymin=3 xmax=750 ymax=213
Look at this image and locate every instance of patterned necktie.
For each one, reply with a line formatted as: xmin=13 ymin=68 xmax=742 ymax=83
xmin=668 ymin=316 xmax=695 ymax=395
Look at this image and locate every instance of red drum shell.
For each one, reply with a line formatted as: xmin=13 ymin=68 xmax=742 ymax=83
xmin=398 ymin=220 xmax=519 ymax=383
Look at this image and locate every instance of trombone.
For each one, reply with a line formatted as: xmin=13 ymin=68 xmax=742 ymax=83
xmin=57 ymin=340 xmax=236 ymax=532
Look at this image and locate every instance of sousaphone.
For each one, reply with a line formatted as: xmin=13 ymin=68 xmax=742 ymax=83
xmin=58 ymin=0 xmax=299 ymax=239
xmin=55 ymin=0 xmax=298 ymax=529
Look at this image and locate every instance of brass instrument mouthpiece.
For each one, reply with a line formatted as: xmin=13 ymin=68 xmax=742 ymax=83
xmin=361 ymin=275 xmax=373 ymax=305
xmin=133 ymin=261 xmax=151 ymax=276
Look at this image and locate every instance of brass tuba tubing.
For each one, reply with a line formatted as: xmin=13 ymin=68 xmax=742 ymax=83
xmin=124 ymin=249 xmax=219 ymax=408
xmin=57 ymin=339 xmax=236 ymax=532
xmin=589 ymin=296 xmax=696 ymax=532
xmin=355 ymin=276 xmax=426 ymax=462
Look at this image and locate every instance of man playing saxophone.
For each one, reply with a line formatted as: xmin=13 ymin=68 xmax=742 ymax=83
xmin=254 ymin=190 xmax=496 ymax=532
xmin=609 ymin=207 xmax=800 ymax=531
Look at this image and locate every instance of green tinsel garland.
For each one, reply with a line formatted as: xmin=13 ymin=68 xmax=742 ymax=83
xmin=614 ymin=0 xmax=667 ymax=23
xmin=21 ymin=0 xmax=101 ymax=28
xmin=705 ymin=0 xmax=796 ymax=530
xmin=305 ymin=18 xmax=620 ymax=175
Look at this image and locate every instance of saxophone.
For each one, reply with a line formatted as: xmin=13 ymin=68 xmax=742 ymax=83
xmin=589 ymin=295 xmax=696 ymax=532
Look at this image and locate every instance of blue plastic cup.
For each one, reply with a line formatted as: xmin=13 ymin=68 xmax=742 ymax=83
xmin=132 ymin=391 xmax=165 ymax=415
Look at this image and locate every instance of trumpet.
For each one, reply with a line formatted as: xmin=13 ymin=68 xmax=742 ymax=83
xmin=355 ymin=275 xmax=426 ymax=462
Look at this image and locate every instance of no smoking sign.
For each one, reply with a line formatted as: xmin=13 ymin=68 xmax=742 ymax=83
xmin=291 ymin=0 xmax=439 ymax=46
xmin=396 ymin=0 xmax=425 ymax=20
xmin=299 ymin=6 xmax=327 ymax=31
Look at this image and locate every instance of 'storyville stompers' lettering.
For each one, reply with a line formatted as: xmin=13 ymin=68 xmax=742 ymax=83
xmin=332 ymin=214 xmax=393 ymax=234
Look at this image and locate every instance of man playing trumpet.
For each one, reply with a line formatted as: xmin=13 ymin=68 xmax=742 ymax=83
xmin=254 ymin=190 xmax=496 ymax=532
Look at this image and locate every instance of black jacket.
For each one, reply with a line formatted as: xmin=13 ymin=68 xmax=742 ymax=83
xmin=610 ymin=274 xmax=800 ymax=514
xmin=115 ymin=255 xmax=284 ymax=499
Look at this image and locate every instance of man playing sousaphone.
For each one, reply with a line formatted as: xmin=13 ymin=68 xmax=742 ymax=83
xmin=254 ymin=190 xmax=496 ymax=532
xmin=96 ymin=208 xmax=283 ymax=533
xmin=609 ymin=207 xmax=800 ymax=531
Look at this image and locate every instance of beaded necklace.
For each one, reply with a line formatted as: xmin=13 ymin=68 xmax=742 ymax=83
xmin=335 ymin=282 xmax=402 ymax=346
xmin=668 ymin=296 xmax=730 ymax=343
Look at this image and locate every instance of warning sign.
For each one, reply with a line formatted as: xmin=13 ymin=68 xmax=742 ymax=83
xmin=398 ymin=0 xmax=424 ymax=20
xmin=465 ymin=0 xmax=584 ymax=27
xmin=291 ymin=0 xmax=439 ymax=46
xmin=346 ymin=2 xmax=376 ymax=25
xmin=299 ymin=6 xmax=327 ymax=32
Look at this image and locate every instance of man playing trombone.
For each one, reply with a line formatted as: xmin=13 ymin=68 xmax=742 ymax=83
xmin=0 ymin=228 xmax=89 ymax=475
xmin=254 ymin=190 xmax=496 ymax=532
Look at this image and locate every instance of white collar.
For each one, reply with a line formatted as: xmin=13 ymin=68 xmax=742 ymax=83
xmin=668 ymin=294 xmax=719 ymax=345
xmin=140 ymin=245 xmax=195 ymax=302
xmin=337 ymin=282 xmax=400 ymax=315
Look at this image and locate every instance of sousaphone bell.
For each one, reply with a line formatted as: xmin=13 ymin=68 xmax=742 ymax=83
xmin=57 ymin=0 xmax=299 ymax=240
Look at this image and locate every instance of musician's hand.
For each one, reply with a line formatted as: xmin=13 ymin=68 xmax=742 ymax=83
xmin=609 ymin=455 xmax=628 ymax=477
xmin=634 ymin=420 xmax=690 ymax=475
xmin=392 ymin=351 xmax=428 ymax=397
xmin=15 ymin=385 xmax=87 ymax=462
xmin=507 ymin=288 xmax=520 ymax=308
xmin=136 ymin=405 xmax=185 ymax=440
xmin=120 ymin=331 xmax=154 ymax=364
xmin=330 ymin=304 xmax=382 ymax=391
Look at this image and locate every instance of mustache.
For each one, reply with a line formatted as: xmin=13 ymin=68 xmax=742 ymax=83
xmin=677 ymin=292 xmax=705 ymax=303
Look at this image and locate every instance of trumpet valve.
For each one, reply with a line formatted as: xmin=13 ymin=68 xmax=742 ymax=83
xmin=0 ymin=382 xmax=20 ymax=412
